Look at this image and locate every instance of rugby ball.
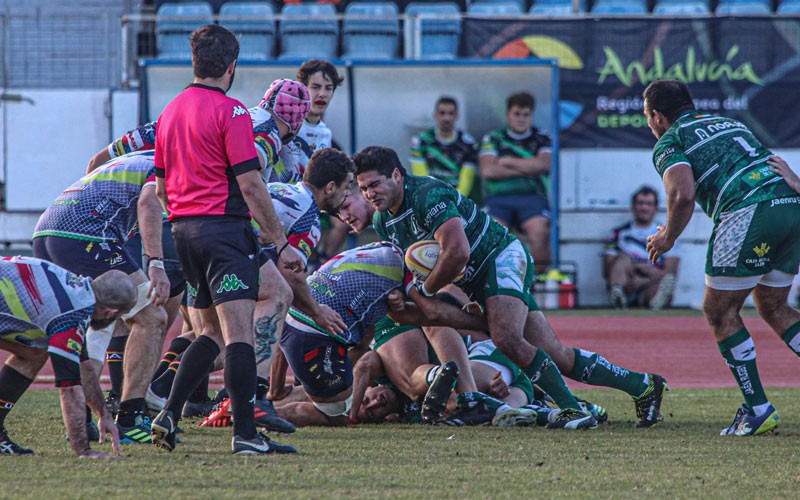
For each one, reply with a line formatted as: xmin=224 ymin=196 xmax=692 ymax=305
xmin=404 ymin=240 xmax=465 ymax=282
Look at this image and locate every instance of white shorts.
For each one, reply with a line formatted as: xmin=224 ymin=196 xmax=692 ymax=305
xmin=705 ymin=269 xmax=795 ymax=291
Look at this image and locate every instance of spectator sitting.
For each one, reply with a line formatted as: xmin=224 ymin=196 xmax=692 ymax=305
xmin=603 ymin=185 xmax=679 ymax=310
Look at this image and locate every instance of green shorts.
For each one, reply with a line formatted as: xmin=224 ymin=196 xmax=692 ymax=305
xmin=461 ymin=238 xmax=539 ymax=311
xmin=707 ymin=198 xmax=800 ymax=277
xmin=467 ymin=339 xmax=534 ymax=403
xmin=372 ymin=316 xmax=418 ymax=352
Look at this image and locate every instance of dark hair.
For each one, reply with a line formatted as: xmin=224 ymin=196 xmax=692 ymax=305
xmin=631 ymin=185 xmax=659 ymax=207
xmin=642 ymin=80 xmax=695 ymax=123
xmin=353 ymin=146 xmax=406 ymax=178
xmin=303 ymin=148 xmax=355 ymax=188
xmin=190 ymin=24 xmax=239 ymax=79
xmin=507 ymin=91 xmax=535 ymax=111
xmin=435 ymin=96 xmax=458 ymax=112
xmin=296 ymin=59 xmax=344 ymax=89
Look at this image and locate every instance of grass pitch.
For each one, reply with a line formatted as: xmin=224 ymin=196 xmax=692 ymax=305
xmin=3 ymin=388 xmax=800 ymax=498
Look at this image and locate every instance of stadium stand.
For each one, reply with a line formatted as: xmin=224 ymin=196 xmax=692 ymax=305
xmin=278 ymin=2 xmax=339 ymax=60
xmin=715 ymin=0 xmax=773 ymax=14
xmin=529 ymin=0 xmax=587 ymax=15
xmin=342 ymin=2 xmax=400 ymax=60
xmin=653 ymin=0 xmax=711 ymax=14
xmin=778 ymin=0 xmax=800 ymax=13
xmin=590 ymin=0 xmax=648 ymax=14
xmin=405 ymin=2 xmax=462 ymax=59
xmin=218 ymin=2 xmax=275 ymax=60
xmin=467 ymin=2 xmax=525 ymax=15
xmin=156 ymin=1 xmax=214 ymax=59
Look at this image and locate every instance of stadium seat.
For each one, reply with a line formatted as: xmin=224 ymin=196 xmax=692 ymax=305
xmin=653 ymin=0 xmax=710 ymax=14
xmin=156 ymin=2 xmax=214 ymax=59
xmin=778 ymin=0 xmax=800 ymax=13
xmin=590 ymin=0 xmax=648 ymax=14
xmin=715 ymin=0 xmax=772 ymax=14
xmin=529 ymin=0 xmax=587 ymax=15
xmin=467 ymin=2 xmax=524 ymax=15
xmin=342 ymin=2 xmax=400 ymax=60
xmin=278 ymin=3 xmax=339 ymax=60
xmin=219 ymin=2 xmax=275 ymax=60
xmin=470 ymin=0 xmax=527 ymax=9
xmin=405 ymin=2 xmax=461 ymax=60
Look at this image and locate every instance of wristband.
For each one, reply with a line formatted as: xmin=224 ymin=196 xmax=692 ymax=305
xmin=277 ymin=241 xmax=290 ymax=257
xmin=416 ymin=281 xmax=435 ymax=298
xmin=148 ymin=258 xmax=165 ymax=270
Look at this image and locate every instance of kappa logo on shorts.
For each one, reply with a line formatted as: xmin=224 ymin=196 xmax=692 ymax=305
xmin=217 ymin=274 xmax=250 ymax=293
xmin=231 ymin=105 xmax=247 ymax=118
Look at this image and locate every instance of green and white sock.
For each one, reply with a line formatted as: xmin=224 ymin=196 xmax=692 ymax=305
xmin=781 ymin=321 xmax=800 ymax=357
xmin=522 ymin=349 xmax=581 ymax=411
xmin=568 ymin=348 xmax=649 ymax=397
xmin=718 ymin=328 xmax=769 ymax=415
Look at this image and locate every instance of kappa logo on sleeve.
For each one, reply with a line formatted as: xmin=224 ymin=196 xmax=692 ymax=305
xmin=232 ymin=105 xmax=248 ymax=118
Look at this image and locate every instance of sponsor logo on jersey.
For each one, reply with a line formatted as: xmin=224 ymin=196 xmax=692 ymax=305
xmin=770 ymin=196 xmax=800 ymax=207
xmin=424 ymin=202 xmax=447 ymax=227
xmin=66 ymin=338 xmax=82 ymax=357
xmin=752 ymin=243 xmax=770 ymax=258
xmin=217 ymin=274 xmax=250 ymax=293
xmin=308 ymin=280 xmax=335 ymax=297
xmin=232 ymin=105 xmax=247 ymax=118
xmin=105 ymin=253 xmax=124 ymax=268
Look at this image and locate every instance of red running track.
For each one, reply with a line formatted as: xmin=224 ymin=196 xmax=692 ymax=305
xmin=4 ymin=316 xmax=799 ymax=389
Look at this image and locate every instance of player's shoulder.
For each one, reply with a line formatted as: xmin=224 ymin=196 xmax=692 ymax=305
xmin=458 ymin=130 xmax=476 ymax=145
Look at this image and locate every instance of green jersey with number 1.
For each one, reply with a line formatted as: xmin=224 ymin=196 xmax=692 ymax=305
xmin=372 ymin=174 xmax=511 ymax=286
xmin=652 ymin=110 xmax=794 ymax=223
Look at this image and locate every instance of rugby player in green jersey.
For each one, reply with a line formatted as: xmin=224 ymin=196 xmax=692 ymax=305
xmin=354 ymin=146 xmax=668 ymax=429
xmin=643 ymin=80 xmax=800 ymax=436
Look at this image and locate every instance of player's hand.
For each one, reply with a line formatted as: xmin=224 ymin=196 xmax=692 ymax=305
xmin=267 ymin=384 xmax=293 ymax=402
xmin=488 ymin=371 xmax=510 ymax=399
xmin=646 ymin=225 xmax=674 ymax=264
xmin=278 ymin=247 xmax=304 ymax=274
xmin=768 ymin=155 xmax=800 ymax=193
xmin=387 ymin=289 xmax=406 ymax=311
xmin=97 ymin=410 xmax=122 ymax=456
xmin=312 ymin=304 xmax=346 ymax=335
xmin=147 ymin=268 xmax=170 ymax=307
xmin=462 ymin=301 xmax=483 ymax=316
xmin=79 ymin=449 xmax=119 ymax=459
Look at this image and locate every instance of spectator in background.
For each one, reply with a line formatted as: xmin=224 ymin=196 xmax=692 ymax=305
xmin=603 ymin=185 xmax=679 ymax=310
xmin=479 ymin=92 xmax=552 ymax=273
xmin=410 ymin=96 xmax=480 ymax=204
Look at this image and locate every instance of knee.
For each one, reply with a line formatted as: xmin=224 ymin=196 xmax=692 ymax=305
xmin=133 ymin=306 xmax=168 ymax=333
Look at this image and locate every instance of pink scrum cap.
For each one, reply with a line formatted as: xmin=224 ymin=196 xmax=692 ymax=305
xmin=258 ymin=78 xmax=311 ymax=136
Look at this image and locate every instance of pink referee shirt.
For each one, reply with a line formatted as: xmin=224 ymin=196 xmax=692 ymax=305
xmin=154 ymin=84 xmax=260 ymax=220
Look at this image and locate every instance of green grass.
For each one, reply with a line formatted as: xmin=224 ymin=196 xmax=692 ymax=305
xmin=3 ymin=388 xmax=800 ymax=498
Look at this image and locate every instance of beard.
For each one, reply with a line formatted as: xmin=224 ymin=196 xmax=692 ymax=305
xmin=90 ymin=317 xmax=116 ymax=330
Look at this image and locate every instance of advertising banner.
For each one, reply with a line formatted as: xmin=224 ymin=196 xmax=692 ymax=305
xmin=463 ymin=17 xmax=800 ymax=148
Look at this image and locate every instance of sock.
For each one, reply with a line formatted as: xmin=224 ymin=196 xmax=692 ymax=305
xmin=188 ymin=376 xmax=210 ymax=404
xmin=424 ymin=365 xmax=440 ymax=387
xmin=781 ymin=321 xmax=800 ymax=357
xmin=522 ymin=349 xmax=581 ymax=411
xmin=85 ymin=405 xmax=92 ymax=424
xmin=116 ymin=398 xmax=146 ymax=427
xmin=105 ymin=335 xmax=128 ymax=397
xmin=0 ymin=366 xmax=33 ymax=430
xmin=718 ymin=328 xmax=769 ymax=414
xmin=151 ymin=356 xmax=181 ymax=398
xmin=568 ymin=348 xmax=649 ymax=397
xmin=165 ymin=336 xmax=220 ymax=418
xmin=255 ymin=376 xmax=269 ymax=401
xmin=225 ymin=342 xmax=257 ymax=439
xmin=152 ymin=336 xmax=192 ymax=382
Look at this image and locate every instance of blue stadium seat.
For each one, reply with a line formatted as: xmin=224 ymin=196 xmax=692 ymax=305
xmin=219 ymin=2 xmax=275 ymax=60
xmin=343 ymin=2 xmax=400 ymax=60
xmin=279 ymin=3 xmax=339 ymax=60
xmin=467 ymin=2 xmax=524 ymax=15
xmin=405 ymin=2 xmax=461 ymax=60
xmin=653 ymin=0 xmax=710 ymax=14
xmin=156 ymin=2 xmax=214 ymax=59
xmin=778 ymin=0 xmax=800 ymax=13
xmin=715 ymin=0 xmax=772 ymax=14
xmin=529 ymin=0 xmax=586 ymax=15
xmin=591 ymin=0 xmax=648 ymax=14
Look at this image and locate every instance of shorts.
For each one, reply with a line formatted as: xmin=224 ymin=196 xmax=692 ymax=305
xmin=461 ymin=238 xmax=539 ymax=311
xmin=485 ymin=193 xmax=550 ymax=229
xmin=125 ymin=219 xmax=186 ymax=298
xmin=33 ymin=235 xmax=139 ymax=278
xmin=279 ymin=322 xmax=352 ymax=399
xmin=706 ymin=199 xmax=800 ymax=277
xmin=372 ymin=316 xmax=418 ymax=352
xmin=171 ymin=217 xmax=260 ymax=309
xmin=468 ymin=339 xmax=534 ymax=403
